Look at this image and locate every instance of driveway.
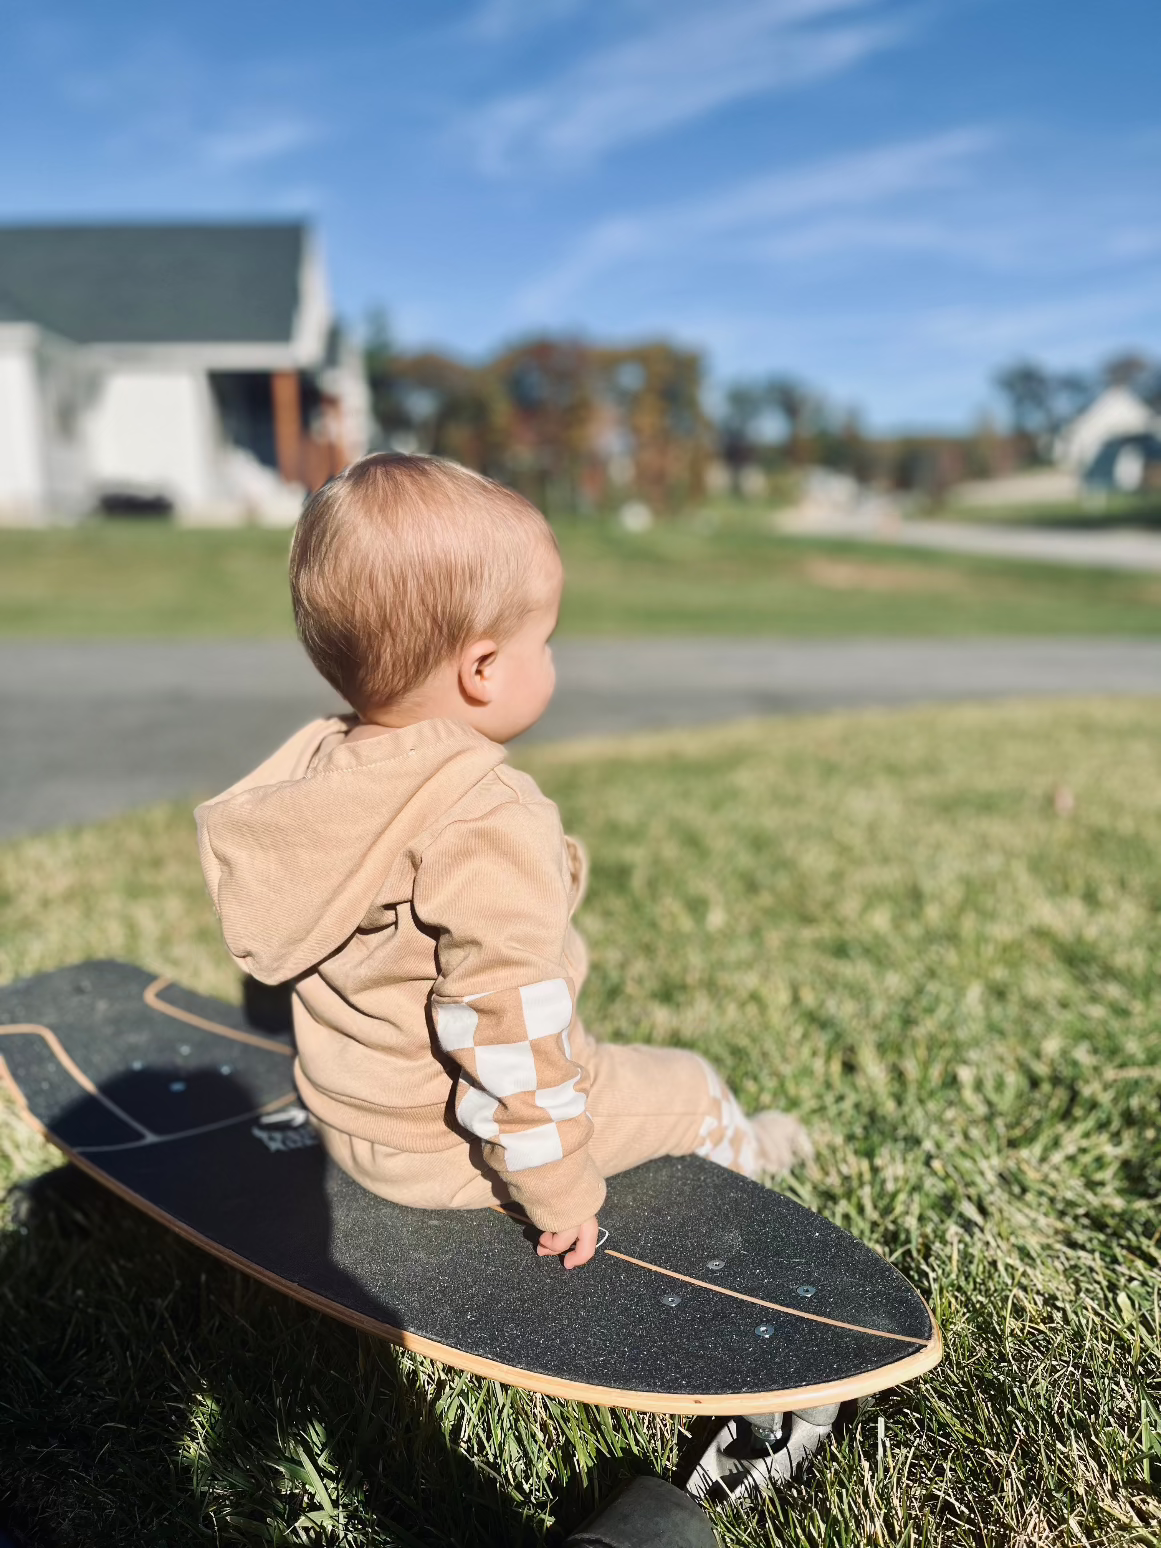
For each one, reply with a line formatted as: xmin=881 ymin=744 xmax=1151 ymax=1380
xmin=782 ymin=513 xmax=1161 ymax=571
xmin=1 ymin=637 xmax=1159 ymax=838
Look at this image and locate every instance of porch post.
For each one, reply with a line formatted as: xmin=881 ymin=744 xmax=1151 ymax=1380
xmin=271 ymin=372 xmax=302 ymax=485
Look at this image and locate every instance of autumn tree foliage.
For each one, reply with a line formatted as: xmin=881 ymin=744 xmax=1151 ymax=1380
xmin=365 ymin=329 xmax=709 ymax=514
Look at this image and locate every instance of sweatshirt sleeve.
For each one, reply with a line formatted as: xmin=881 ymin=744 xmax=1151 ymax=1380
xmin=412 ymin=788 xmax=606 ymax=1232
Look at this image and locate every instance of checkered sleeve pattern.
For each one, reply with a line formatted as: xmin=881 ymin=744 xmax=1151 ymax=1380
xmin=414 ymin=784 xmax=607 ymax=1231
xmin=432 ymin=976 xmax=603 ymax=1226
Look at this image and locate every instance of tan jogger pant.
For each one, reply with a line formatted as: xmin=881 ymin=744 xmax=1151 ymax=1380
xmin=314 ymin=1039 xmax=758 ymax=1214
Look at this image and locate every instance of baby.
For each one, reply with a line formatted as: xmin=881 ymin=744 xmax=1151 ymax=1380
xmin=196 ymin=454 xmax=811 ymax=1269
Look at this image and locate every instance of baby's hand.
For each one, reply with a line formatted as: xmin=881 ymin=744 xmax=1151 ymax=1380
xmin=537 ymin=1216 xmax=599 ymax=1270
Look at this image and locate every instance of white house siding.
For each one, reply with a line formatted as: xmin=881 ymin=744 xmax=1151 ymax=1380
xmin=319 ymin=329 xmax=373 ymax=464
xmin=1056 ymin=387 xmax=1158 ymax=473
xmin=0 ymin=330 xmax=48 ymax=522
xmin=37 ymin=332 xmax=94 ymax=521
xmin=292 ymin=236 xmax=333 ymax=366
xmin=82 ymin=367 xmax=220 ymax=512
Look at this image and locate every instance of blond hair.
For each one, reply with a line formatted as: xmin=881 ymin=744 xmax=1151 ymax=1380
xmin=290 ymin=454 xmax=558 ymax=713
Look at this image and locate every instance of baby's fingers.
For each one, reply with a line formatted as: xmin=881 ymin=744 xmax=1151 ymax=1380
xmin=537 ymin=1227 xmax=577 ymax=1258
xmin=562 ymin=1217 xmax=599 ymax=1270
xmin=538 ymin=1216 xmax=600 ymax=1268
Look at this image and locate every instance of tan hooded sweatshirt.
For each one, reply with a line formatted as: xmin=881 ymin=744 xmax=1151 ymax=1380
xmin=195 ymin=716 xmax=605 ymax=1231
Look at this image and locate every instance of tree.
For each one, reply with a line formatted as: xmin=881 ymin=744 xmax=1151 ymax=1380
xmin=716 ymin=375 xmax=821 ymax=479
xmin=764 ymin=377 xmax=818 ymax=461
xmin=994 ymin=359 xmax=1091 ymax=459
xmin=359 ymin=320 xmax=710 ymax=511
xmin=718 ymin=382 xmax=767 ymax=480
xmin=362 ymin=307 xmax=397 ymax=447
xmin=1102 ymin=351 xmax=1153 ymax=390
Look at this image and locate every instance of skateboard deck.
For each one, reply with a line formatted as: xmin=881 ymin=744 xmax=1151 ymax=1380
xmin=0 ymin=961 xmax=941 ymax=1416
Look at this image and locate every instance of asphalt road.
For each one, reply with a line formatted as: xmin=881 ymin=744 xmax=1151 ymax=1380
xmin=2 ymin=637 xmax=1159 ymax=838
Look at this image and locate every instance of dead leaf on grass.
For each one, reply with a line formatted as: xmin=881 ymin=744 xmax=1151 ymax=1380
xmin=802 ymin=558 xmax=967 ymax=593
xmin=1053 ymin=784 xmax=1076 ymax=817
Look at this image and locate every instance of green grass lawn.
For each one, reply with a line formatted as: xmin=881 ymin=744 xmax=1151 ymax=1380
xmin=2 ymin=517 xmax=1160 ymax=637
xmin=1 ymin=700 xmax=1158 ymax=1546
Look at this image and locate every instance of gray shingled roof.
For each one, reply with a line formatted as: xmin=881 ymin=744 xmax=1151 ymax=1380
xmin=0 ymin=284 xmax=30 ymax=323
xmin=0 ymin=224 xmax=306 ymax=344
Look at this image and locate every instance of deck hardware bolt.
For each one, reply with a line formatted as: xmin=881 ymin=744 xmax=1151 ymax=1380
xmin=751 ymin=1422 xmax=781 ymax=1444
xmin=756 ymin=1324 xmax=775 ymax=1338
xmin=706 ymin=1259 xmax=726 ymax=1270
xmin=797 ymin=1285 xmax=817 ymax=1298
xmin=219 ymin=1064 xmax=232 ymax=1075
xmin=169 ymin=1080 xmax=187 ymax=1093
xmin=179 ymin=1044 xmax=191 ymax=1056
xmin=661 ymin=1293 xmax=682 ymax=1307
xmin=130 ymin=1060 xmax=144 ymax=1071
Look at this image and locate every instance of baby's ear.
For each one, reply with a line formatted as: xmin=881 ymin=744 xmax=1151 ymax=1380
xmin=460 ymin=638 xmax=498 ymax=702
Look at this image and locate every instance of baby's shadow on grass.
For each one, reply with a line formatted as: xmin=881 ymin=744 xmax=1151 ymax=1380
xmin=0 ymin=1062 xmax=547 ymax=1545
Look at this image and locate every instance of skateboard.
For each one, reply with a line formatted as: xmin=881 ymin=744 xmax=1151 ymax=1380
xmin=0 ymin=960 xmax=942 ymax=1431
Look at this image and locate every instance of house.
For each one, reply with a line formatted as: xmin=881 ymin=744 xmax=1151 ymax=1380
xmin=1055 ymin=385 xmax=1159 ymax=481
xmin=0 ymin=223 xmax=370 ymax=525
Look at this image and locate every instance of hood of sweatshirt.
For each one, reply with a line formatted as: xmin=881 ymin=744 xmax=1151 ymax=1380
xmin=196 ymin=717 xmax=507 ymax=985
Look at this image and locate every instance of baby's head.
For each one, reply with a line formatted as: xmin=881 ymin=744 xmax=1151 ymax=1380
xmin=290 ymin=453 xmax=562 ymax=742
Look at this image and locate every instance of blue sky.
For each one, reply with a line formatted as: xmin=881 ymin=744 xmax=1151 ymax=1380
xmin=1 ymin=0 xmax=1158 ymax=427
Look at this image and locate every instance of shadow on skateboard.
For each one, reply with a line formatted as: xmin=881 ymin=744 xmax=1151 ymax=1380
xmin=0 ymin=962 xmax=942 ymax=1542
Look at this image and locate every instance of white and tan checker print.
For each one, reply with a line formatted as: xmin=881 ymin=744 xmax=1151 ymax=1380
xmin=693 ymin=1056 xmax=760 ymax=1177
xmin=433 ymin=977 xmax=593 ymax=1173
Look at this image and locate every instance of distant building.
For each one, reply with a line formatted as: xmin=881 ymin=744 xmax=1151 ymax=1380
xmin=0 ymin=223 xmax=369 ymax=525
xmin=1055 ymin=385 xmax=1160 ymax=489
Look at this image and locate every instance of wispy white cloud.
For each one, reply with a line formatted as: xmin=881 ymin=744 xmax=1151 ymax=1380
xmin=742 ymin=215 xmax=997 ymax=263
xmin=598 ymin=280 xmax=1161 ymax=428
xmin=466 ymin=0 xmax=913 ymax=173
xmin=495 ymin=116 xmax=1161 ymax=425
xmin=467 ymin=0 xmax=589 ymax=42
xmin=638 ymin=258 xmax=1161 ymax=425
xmin=199 ymin=114 xmax=321 ymax=169
xmin=1104 ymin=225 xmax=1161 ymax=262
xmin=31 ymin=21 xmax=325 ymax=185
xmin=915 ymin=281 xmax=1161 ymax=360
xmin=514 ymin=127 xmax=995 ymax=315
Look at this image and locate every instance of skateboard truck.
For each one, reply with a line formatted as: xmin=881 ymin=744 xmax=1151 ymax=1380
xmin=681 ymin=1402 xmax=855 ymax=1503
xmin=563 ymin=1405 xmax=855 ymax=1545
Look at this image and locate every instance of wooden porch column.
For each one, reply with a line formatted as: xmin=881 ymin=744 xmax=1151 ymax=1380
xmin=271 ymin=371 xmax=302 ymax=485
